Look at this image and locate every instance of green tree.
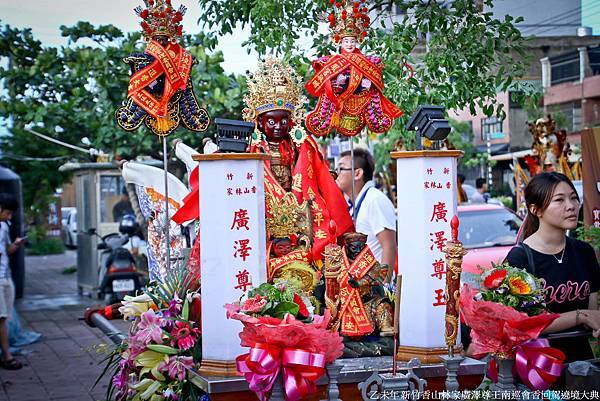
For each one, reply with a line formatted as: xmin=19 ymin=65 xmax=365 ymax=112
xmin=447 ymin=119 xmax=490 ymax=170
xmin=198 ymin=0 xmax=538 ymax=166
xmin=0 ymin=21 xmax=245 ymax=225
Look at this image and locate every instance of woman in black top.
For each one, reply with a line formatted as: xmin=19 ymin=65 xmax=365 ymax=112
xmin=504 ymin=172 xmax=600 ymax=361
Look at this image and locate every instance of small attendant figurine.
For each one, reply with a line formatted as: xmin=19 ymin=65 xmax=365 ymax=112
xmin=305 ymin=0 xmax=402 ymax=137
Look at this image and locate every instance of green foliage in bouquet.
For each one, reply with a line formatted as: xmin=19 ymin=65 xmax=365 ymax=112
xmin=95 ymin=260 xmax=204 ymax=401
xmin=478 ymin=262 xmax=547 ymax=316
xmin=239 ymin=279 xmax=313 ymax=322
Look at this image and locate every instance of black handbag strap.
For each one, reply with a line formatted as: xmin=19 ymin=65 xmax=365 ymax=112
xmin=517 ymin=242 xmax=536 ymax=276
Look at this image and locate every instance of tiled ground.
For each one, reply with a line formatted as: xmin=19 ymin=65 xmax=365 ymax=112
xmin=0 ymin=251 xmax=130 ymax=401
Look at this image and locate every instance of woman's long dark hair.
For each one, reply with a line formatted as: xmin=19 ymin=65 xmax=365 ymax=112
xmin=521 ymin=172 xmax=579 ymax=239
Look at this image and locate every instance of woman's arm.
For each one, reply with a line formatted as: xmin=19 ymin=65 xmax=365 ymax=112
xmin=542 ymin=304 xmax=600 ymax=338
xmin=542 ymin=310 xmax=579 ymax=334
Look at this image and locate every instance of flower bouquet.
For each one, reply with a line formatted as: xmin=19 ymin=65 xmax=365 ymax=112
xmin=225 ymin=280 xmax=344 ymax=401
xmin=460 ymin=262 xmax=565 ymax=390
xmin=98 ymin=264 xmax=205 ymax=401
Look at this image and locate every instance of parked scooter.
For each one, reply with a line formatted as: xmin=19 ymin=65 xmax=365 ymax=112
xmin=93 ymin=216 xmax=144 ymax=303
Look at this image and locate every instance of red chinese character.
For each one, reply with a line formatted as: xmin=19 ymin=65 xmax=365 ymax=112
xmin=227 ymin=188 xmax=233 ymax=196
xmin=227 ymin=173 xmax=234 ymax=181
xmin=446 ymin=181 xmax=451 ymax=189
xmin=426 ymin=168 xmax=433 ymax=175
xmin=437 ymin=182 xmax=442 ymax=189
xmin=244 ymin=187 xmax=250 ymax=194
xmin=430 ymin=181 xmax=436 ymax=189
xmin=230 ymin=209 xmax=250 ymax=230
xmin=430 ymin=258 xmax=446 ymax=279
xmin=443 ymin=167 xmax=450 ymax=174
xmin=430 ymin=202 xmax=448 ymax=223
xmin=236 ymin=188 xmax=242 ymax=195
xmin=234 ymin=269 xmax=252 ymax=292
xmin=429 ymin=231 xmax=447 ymax=252
xmin=424 ymin=182 xmax=430 ymax=189
xmin=433 ymin=289 xmax=446 ymax=307
xmin=251 ymin=186 xmax=257 ymax=194
xmin=246 ymin=172 xmax=254 ymax=180
xmin=234 ymin=239 xmax=252 ymax=261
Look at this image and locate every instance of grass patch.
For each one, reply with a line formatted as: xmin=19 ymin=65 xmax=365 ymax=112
xmin=27 ymin=237 xmax=65 ymax=256
xmin=62 ymin=266 xmax=77 ymax=274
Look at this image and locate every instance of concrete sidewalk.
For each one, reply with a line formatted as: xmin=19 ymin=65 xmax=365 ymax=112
xmin=0 ymin=251 xmax=130 ymax=401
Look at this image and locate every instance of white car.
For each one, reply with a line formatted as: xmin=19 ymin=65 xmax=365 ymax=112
xmin=62 ymin=208 xmax=77 ymax=248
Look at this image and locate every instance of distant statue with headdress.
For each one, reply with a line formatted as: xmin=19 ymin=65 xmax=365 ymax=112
xmin=305 ymin=0 xmax=402 ymax=137
xmin=115 ymin=0 xmax=210 ymax=136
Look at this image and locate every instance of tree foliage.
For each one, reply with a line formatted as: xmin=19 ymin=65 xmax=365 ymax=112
xmin=198 ymin=0 xmax=538 ymax=167
xmin=0 ymin=21 xmax=244 ymax=224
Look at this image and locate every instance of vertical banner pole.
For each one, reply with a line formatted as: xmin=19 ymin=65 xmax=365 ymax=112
xmin=350 ymin=139 xmax=356 ymax=223
xmin=163 ymin=136 xmax=171 ymax=270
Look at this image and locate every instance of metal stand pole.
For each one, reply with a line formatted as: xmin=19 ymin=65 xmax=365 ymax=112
xmin=350 ymin=139 xmax=356 ymax=223
xmin=163 ymin=137 xmax=171 ymax=270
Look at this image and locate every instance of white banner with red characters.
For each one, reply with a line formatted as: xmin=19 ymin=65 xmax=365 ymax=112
xmin=393 ymin=150 xmax=462 ymax=349
xmin=197 ymin=154 xmax=268 ymax=363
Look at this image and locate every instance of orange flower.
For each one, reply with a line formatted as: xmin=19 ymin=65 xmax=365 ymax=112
xmin=508 ymin=276 xmax=532 ymax=295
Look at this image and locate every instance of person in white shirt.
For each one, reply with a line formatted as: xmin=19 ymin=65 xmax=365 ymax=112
xmin=470 ymin=177 xmax=488 ymax=204
xmin=335 ymin=148 xmax=397 ymax=269
xmin=0 ymin=194 xmax=25 ymax=370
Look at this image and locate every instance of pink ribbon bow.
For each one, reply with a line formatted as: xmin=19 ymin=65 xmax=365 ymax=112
xmin=236 ymin=342 xmax=326 ymax=401
xmin=489 ymin=338 xmax=565 ymax=390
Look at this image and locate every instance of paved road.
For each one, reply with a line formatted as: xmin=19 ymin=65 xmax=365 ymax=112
xmin=0 ymin=251 xmax=130 ymax=401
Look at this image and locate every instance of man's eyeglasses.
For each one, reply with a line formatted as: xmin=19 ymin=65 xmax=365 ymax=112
xmin=335 ymin=167 xmax=353 ymax=173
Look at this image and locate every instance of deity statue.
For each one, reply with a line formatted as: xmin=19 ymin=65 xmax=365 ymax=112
xmin=115 ymin=0 xmax=210 ymax=136
xmin=265 ymin=192 xmax=319 ymax=293
xmin=304 ymin=1 xmax=402 ymax=137
xmin=242 ymin=58 xmax=353 ymax=261
xmin=323 ymin=230 xmax=394 ymax=356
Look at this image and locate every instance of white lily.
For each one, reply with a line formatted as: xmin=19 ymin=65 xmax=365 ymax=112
xmin=119 ymin=293 xmax=155 ymax=319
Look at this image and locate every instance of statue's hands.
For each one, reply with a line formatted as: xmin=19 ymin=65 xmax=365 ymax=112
xmin=335 ymin=74 xmax=348 ymax=85
xmin=347 ymin=275 xmax=360 ymax=289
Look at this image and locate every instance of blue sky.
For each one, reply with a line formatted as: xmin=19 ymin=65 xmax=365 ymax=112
xmin=0 ymin=0 xmax=257 ymax=74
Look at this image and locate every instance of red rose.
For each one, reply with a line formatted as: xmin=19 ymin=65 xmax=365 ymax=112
xmin=483 ymin=269 xmax=507 ymax=290
xmin=241 ymin=295 xmax=267 ymax=313
xmin=294 ymin=294 xmax=309 ymax=318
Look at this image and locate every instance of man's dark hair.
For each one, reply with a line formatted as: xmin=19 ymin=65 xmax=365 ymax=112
xmin=457 ymin=174 xmax=465 ymax=184
xmin=475 ymin=178 xmax=486 ymax=189
xmin=340 ymin=147 xmax=374 ymax=182
xmin=0 ymin=194 xmax=18 ymax=212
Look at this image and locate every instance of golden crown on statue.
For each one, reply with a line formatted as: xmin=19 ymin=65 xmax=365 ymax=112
xmin=242 ymin=58 xmax=307 ymax=124
xmin=134 ymin=0 xmax=187 ymax=41
xmin=265 ymin=193 xmax=311 ymax=239
xmin=327 ymin=1 xmax=371 ymax=43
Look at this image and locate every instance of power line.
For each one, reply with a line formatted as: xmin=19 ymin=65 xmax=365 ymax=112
xmin=520 ymin=2 xmax=600 ymax=35
xmin=533 ymin=6 xmax=600 ymax=36
xmin=518 ymin=4 xmax=583 ymax=33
